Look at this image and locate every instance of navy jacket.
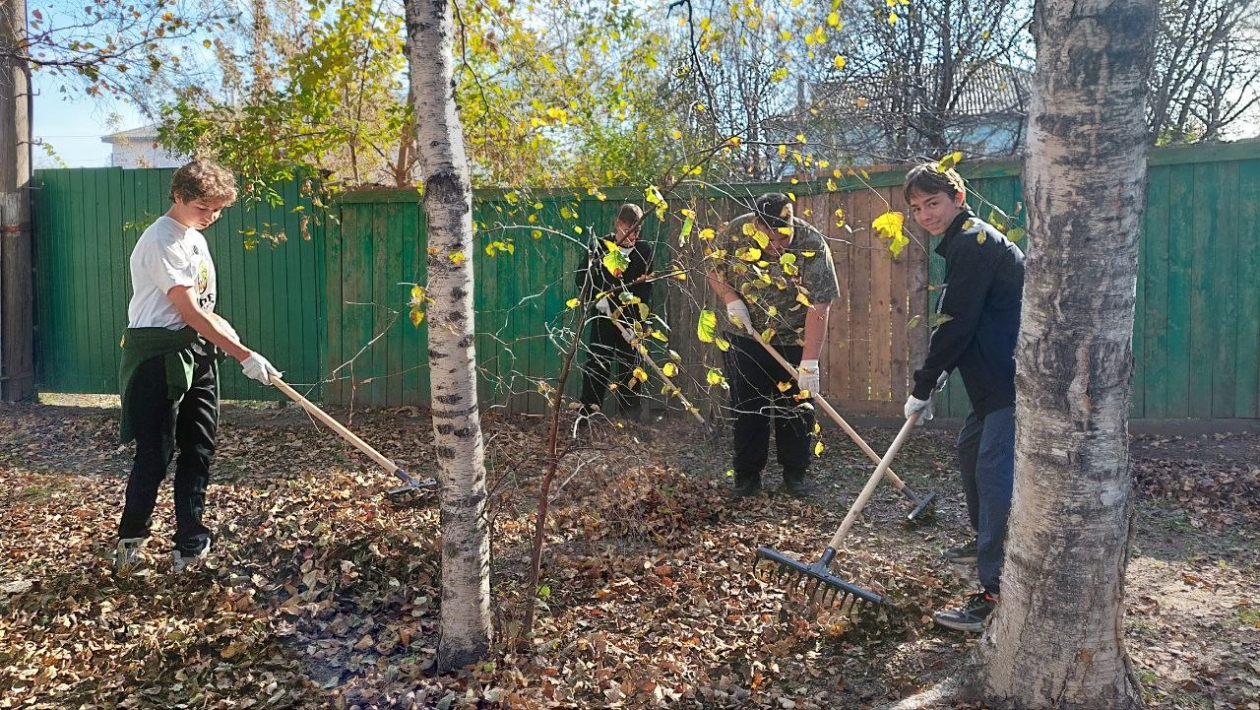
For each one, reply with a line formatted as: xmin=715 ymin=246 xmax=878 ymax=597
xmin=912 ymin=211 xmax=1025 ymax=416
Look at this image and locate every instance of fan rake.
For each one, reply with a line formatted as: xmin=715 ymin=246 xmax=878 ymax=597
xmin=744 ymin=326 xmax=938 ymax=522
xmin=755 ymin=410 xmax=925 ymax=612
xmin=272 ymin=377 xmax=439 ymax=506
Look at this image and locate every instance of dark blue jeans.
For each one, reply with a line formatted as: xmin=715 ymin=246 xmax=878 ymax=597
xmin=118 ymin=352 xmax=218 ymax=555
xmin=956 ymin=405 xmax=1015 ymax=595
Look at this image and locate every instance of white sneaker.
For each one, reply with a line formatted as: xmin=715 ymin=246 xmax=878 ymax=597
xmin=172 ymin=538 xmax=211 ymax=573
xmin=114 ymin=537 xmax=146 ymax=575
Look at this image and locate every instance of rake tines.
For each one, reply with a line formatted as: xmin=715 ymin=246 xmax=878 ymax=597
xmin=754 ymin=545 xmax=883 ymax=613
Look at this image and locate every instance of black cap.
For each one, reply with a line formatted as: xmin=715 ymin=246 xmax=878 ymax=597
xmin=753 ymin=193 xmax=794 ymax=231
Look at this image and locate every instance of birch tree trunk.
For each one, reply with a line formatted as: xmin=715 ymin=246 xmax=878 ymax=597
xmin=403 ymin=0 xmax=491 ymax=672
xmin=964 ymin=0 xmax=1157 ymax=705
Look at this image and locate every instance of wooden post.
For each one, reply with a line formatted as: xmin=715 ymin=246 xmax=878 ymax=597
xmin=1 ymin=0 xmax=34 ymax=400
xmin=0 ymin=193 xmax=33 ymax=400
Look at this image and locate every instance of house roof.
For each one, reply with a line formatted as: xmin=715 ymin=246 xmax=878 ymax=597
xmin=101 ymin=125 xmax=159 ymax=144
xmin=809 ymin=62 xmax=1032 ymax=118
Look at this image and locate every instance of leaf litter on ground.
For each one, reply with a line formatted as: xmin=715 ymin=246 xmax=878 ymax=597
xmin=0 ymin=399 xmax=1257 ymax=709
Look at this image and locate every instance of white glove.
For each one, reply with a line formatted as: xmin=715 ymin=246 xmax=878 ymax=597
xmin=904 ymin=394 xmax=934 ymax=425
xmin=797 ymin=359 xmax=820 ymax=395
xmin=217 ymin=318 xmax=240 ymax=345
xmin=725 ymin=299 xmax=753 ymax=333
xmin=595 ymin=297 xmax=612 ymax=316
xmin=241 ymin=352 xmax=282 ymax=385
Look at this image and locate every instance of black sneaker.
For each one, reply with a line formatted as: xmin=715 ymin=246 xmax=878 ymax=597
xmin=933 ymin=591 xmax=997 ymax=632
xmin=942 ymin=537 xmax=978 ymax=563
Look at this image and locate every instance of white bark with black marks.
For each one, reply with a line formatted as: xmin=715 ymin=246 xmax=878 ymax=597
xmin=403 ymin=0 xmax=491 ymax=673
xmin=966 ymin=0 xmax=1156 ymax=706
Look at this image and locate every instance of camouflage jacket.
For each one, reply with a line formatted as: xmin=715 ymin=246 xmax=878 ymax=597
xmin=709 ymin=213 xmax=840 ymax=344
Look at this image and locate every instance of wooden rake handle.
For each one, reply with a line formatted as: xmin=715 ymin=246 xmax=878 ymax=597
xmin=827 ymin=411 xmax=922 ymax=549
xmin=271 ymin=377 xmax=400 ymax=475
xmin=741 ymin=325 xmax=913 ymax=492
xmin=608 ymin=316 xmax=708 ymax=426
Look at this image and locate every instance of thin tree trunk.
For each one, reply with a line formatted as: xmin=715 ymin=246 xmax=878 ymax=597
xmin=403 ymin=0 xmax=491 ymax=672
xmin=963 ymin=0 xmax=1156 ymax=705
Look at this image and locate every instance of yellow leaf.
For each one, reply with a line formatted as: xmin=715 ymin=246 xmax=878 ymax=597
xmin=602 ymin=246 xmax=630 ymax=277
xmin=409 ymin=308 xmax=425 ymax=327
xmin=777 ymin=381 xmax=792 ymax=392
xmin=814 ymin=441 xmax=825 ymax=456
xmin=700 ymin=228 xmax=716 ymax=241
xmin=796 ymin=292 xmax=811 ymax=307
xmin=706 ymin=368 xmax=726 ymax=386
xmin=632 ymin=367 xmax=649 ymax=384
xmin=736 ymin=246 xmax=762 ymax=262
xmin=566 ymin=297 xmax=580 ymax=308
xmin=715 ymin=337 xmax=730 ymax=352
xmin=449 ymin=251 xmax=466 ymax=265
xmin=697 ymin=310 xmax=717 ymax=343
xmin=662 ymin=362 xmax=678 ymax=378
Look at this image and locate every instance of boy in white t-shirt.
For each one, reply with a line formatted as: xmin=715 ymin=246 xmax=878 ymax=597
xmin=115 ymin=160 xmax=282 ymax=575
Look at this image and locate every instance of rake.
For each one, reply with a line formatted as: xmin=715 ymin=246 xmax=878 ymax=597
xmin=743 ymin=327 xmax=937 ymax=522
xmin=271 ymin=377 xmax=439 ymax=504
xmin=755 ymin=409 xmax=925 ymax=610
xmin=607 ymin=313 xmax=709 ymax=429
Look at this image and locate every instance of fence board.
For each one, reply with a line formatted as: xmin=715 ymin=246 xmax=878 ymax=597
xmin=1236 ymin=162 xmax=1260 ymax=419
xmin=1164 ymin=163 xmax=1194 ymax=418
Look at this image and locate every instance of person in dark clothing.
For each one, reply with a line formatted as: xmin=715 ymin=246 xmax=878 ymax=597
xmin=575 ymin=203 xmax=655 ymax=418
xmin=115 ymin=160 xmax=281 ymax=576
xmin=706 ymin=193 xmax=840 ymax=498
xmin=902 ymin=163 xmax=1025 ymax=632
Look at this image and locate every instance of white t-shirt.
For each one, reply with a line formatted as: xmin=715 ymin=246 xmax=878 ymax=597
xmin=127 ymin=215 xmax=217 ymax=329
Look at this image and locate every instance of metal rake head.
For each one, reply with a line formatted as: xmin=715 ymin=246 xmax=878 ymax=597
xmin=905 ymin=490 xmax=938 ymax=523
xmin=754 ymin=546 xmax=883 ymax=611
xmin=385 ymin=468 xmax=440 ymax=506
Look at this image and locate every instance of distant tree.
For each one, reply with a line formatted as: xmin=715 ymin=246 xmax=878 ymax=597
xmin=1147 ymin=0 xmax=1260 ymax=143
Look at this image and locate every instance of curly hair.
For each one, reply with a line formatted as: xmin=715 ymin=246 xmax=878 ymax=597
xmin=169 ymin=160 xmax=238 ymax=205
xmin=903 ymin=163 xmax=966 ymax=202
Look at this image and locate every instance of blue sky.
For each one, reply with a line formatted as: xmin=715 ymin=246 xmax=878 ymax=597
xmin=32 ymin=72 xmax=149 ymax=168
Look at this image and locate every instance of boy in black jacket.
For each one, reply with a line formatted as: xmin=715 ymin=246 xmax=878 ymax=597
xmin=903 ymin=163 xmax=1025 ymax=632
xmin=575 ymin=204 xmax=655 ymax=417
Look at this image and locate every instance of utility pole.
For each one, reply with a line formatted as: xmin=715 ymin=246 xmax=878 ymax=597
xmin=0 ymin=0 xmax=34 ymax=401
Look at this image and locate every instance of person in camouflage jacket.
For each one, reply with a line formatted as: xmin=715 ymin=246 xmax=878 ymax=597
xmin=706 ymin=193 xmax=840 ymax=497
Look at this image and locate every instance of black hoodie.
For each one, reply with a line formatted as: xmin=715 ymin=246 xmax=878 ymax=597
xmin=912 ymin=211 xmax=1025 ymax=416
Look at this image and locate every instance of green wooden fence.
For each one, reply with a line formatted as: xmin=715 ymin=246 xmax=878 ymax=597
xmin=33 ymin=168 xmax=325 ymax=401
xmin=29 ymin=141 xmax=1260 ymax=420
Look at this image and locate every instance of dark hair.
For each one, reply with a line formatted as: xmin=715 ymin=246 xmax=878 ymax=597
xmin=615 ymin=203 xmax=644 ymax=226
xmin=753 ymin=192 xmax=794 ymax=231
xmin=903 ymin=163 xmax=966 ymax=202
xmin=170 ymin=160 xmax=238 ymax=205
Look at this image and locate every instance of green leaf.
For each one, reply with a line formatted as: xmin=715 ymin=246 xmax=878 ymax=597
xmin=697 ymin=310 xmax=717 ymax=343
xmin=602 ymin=247 xmax=630 ymax=277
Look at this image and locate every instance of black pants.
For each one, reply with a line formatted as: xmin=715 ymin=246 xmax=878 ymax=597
xmin=579 ymin=314 xmax=641 ymax=414
xmin=724 ymin=334 xmax=814 ymax=486
xmin=118 ymin=352 xmax=218 ymax=555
